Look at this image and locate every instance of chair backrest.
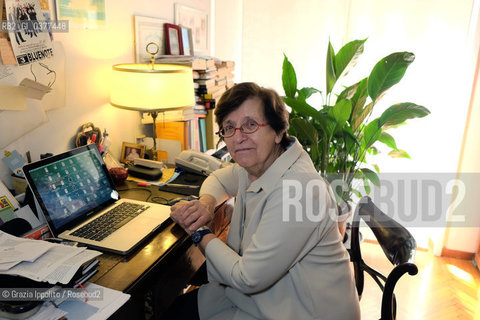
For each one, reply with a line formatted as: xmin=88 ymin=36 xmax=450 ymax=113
xmin=350 ymin=196 xmax=419 ymax=320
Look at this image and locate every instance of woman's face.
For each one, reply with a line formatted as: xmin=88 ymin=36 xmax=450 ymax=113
xmin=222 ymin=97 xmax=283 ymax=180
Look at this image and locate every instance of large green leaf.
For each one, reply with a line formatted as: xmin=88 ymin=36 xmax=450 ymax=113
xmin=350 ymin=78 xmax=368 ymax=120
xmin=282 ymin=54 xmax=297 ymax=98
xmin=334 ymin=39 xmax=367 ymax=79
xmin=368 ymin=52 xmax=415 ymax=103
xmin=290 ymin=118 xmax=320 ymax=162
xmin=379 ymin=102 xmax=431 ymax=127
xmin=326 ymin=41 xmax=336 ymax=95
xmin=319 ymin=113 xmax=338 ymax=138
xmin=360 ymin=168 xmax=380 ymax=186
xmin=298 ymin=87 xmax=322 ymax=101
xmin=352 ymin=101 xmax=374 ymax=131
xmin=378 ymin=132 xmax=397 ymax=149
xmin=330 ymin=99 xmax=352 ymax=124
xmin=362 ymin=119 xmax=382 ymax=149
xmin=290 ymin=117 xmax=318 ymax=143
xmin=283 ymin=97 xmax=318 ymax=119
xmin=388 ymin=149 xmax=411 ymax=159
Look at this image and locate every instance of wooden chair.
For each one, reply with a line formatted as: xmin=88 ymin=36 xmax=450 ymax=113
xmin=350 ymin=196 xmax=419 ymax=320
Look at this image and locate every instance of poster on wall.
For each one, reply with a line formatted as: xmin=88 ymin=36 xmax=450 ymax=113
xmin=5 ymin=0 xmax=54 ymax=66
xmin=55 ymin=0 xmax=106 ymax=29
xmin=174 ymin=4 xmax=209 ymax=56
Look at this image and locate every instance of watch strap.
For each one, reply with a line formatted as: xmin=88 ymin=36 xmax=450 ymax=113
xmin=191 ymin=227 xmax=212 ymax=245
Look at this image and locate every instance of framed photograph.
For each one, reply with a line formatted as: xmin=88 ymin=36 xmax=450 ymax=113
xmin=120 ymin=142 xmax=146 ymax=164
xmin=174 ymin=4 xmax=209 ymax=56
xmin=134 ymin=16 xmax=169 ymax=63
xmin=180 ymin=26 xmax=194 ymax=56
xmin=165 ymin=23 xmax=183 ymax=55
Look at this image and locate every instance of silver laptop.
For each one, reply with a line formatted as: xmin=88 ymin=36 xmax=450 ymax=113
xmin=23 ymin=144 xmax=172 ymax=255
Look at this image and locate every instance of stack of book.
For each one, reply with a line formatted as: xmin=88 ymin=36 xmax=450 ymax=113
xmin=194 ymin=60 xmax=235 ymax=102
xmin=215 ymin=60 xmax=235 ymax=91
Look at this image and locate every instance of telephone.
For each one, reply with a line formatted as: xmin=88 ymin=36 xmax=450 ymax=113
xmin=175 ymin=150 xmax=229 ymax=176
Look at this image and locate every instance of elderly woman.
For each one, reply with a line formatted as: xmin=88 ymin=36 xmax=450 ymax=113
xmin=168 ymin=82 xmax=360 ymax=319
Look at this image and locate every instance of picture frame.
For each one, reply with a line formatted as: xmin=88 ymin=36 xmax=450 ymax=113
xmin=180 ymin=25 xmax=194 ymax=56
xmin=120 ymin=142 xmax=146 ymax=164
xmin=165 ymin=23 xmax=183 ymax=55
xmin=174 ymin=4 xmax=209 ymax=56
xmin=134 ymin=16 xmax=169 ymax=63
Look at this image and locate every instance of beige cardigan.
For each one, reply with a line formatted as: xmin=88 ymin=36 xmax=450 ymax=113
xmin=198 ymin=138 xmax=360 ymax=320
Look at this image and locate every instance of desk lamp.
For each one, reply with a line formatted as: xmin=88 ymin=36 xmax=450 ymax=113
xmin=110 ymin=43 xmax=195 ymax=160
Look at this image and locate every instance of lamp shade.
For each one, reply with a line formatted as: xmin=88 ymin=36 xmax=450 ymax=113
xmin=110 ymin=64 xmax=195 ymax=111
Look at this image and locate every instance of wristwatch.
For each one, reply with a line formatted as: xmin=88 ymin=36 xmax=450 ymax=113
xmin=191 ymin=226 xmax=213 ymax=246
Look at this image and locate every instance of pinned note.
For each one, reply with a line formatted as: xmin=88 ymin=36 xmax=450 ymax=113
xmin=0 ymin=85 xmax=27 ymax=110
xmin=19 ymin=78 xmax=52 ymax=100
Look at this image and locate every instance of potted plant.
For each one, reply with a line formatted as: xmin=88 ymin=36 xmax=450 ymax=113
xmin=281 ymin=39 xmax=430 ymax=232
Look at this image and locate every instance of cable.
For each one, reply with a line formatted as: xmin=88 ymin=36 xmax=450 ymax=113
xmin=150 ymin=196 xmax=169 ymax=205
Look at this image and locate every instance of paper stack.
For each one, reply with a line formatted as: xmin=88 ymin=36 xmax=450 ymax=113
xmin=0 ymin=231 xmax=101 ymax=285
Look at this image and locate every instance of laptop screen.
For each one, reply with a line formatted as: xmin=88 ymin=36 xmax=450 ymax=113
xmin=24 ymin=145 xmax=118 ymax=232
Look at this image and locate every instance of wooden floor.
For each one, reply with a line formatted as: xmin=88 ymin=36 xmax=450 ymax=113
xmin=359 ymin=242 xmax=480 ymax=319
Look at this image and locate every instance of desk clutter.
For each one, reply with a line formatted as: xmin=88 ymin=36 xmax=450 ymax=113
xmin=0 ymin=230 xmax=127 ymax=320
xmin=0 ymin=231 xmax=101 ymax=285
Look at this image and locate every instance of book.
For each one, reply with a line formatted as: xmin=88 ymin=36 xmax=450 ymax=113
xmin=141 ymin=108 xmax=195 ymax=124
xmin=193 ymin=69 xmax=218 ymax=79
xmin=155 ymin=55 xmax=215 ymax=70
xmin=156 ymin=121 xmax=189 ymax=150
xmin=205 ymin=109 xmax=220 ymax=150
xmin=195 ymin=78 xmax=216 ymax=88
xmin=198 ymin=118 xmax=207 ymax=152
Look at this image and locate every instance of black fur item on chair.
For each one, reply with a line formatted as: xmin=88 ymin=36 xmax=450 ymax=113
xmin=350 ymin=196 xmax=419 ymax=320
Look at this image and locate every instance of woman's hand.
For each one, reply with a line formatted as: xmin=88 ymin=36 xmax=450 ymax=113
xmin=170 ymin=194 xmax=217 ymax=234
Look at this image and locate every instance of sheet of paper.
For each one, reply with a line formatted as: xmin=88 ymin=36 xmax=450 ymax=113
xmin=0 ymin=85 xmax=27 ymax=110
xmin=19 ymin=78 xmax=52 ymax=100
xmin=82 ymin=283 xmax=130 ymax=320
xmin=3 ymin=244 xmax=87 ymax=283
xmin=0 ymin=239 xmax=53 ymax=264
xmin=0 ymin=260 xmax=20 ymax=271
xmin=0 ymin=99 xmax=48 ymax=148
xmin=28 ymin=302 xmax=68 ymax=320
xmin=45 ymin=249 xmax=101 ymax=285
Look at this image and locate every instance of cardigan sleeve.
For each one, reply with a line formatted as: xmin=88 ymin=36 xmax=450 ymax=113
xmin=200 ymin=164 xmax=242 ymax=204
xmin=204 ymin=177 xmax=336 ymax=294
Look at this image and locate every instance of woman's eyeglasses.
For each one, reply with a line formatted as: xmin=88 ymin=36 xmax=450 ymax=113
xmin=216 ymin=120 xmax=269 ymax=138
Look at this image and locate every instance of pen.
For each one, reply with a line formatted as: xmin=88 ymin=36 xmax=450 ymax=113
xmin=164 ymin=183 xmax=199 ymax=189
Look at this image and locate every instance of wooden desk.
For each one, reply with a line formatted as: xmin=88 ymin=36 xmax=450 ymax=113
xmin=90 ymin=180 xmax=232 ymax=319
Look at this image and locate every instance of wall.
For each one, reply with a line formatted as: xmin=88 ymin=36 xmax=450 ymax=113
xmin=0 ymin=0 xmax=210 ymax=189
xmin=240 ymin=0 xmax=480 ymax=253
xmin=443 ymin=0 xmax=480 ymax=254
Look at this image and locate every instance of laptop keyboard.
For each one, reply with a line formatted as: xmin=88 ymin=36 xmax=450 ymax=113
xmin=71 ymin=202 xmax=150 ymax=241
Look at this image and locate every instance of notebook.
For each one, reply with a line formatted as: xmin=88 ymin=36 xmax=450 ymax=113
xmin=23 ymin=144 xmax=172 ymax=255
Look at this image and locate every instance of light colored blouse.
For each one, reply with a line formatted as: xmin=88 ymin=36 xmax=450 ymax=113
xmin=198 ymin=138 xmax=360 ymax=319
